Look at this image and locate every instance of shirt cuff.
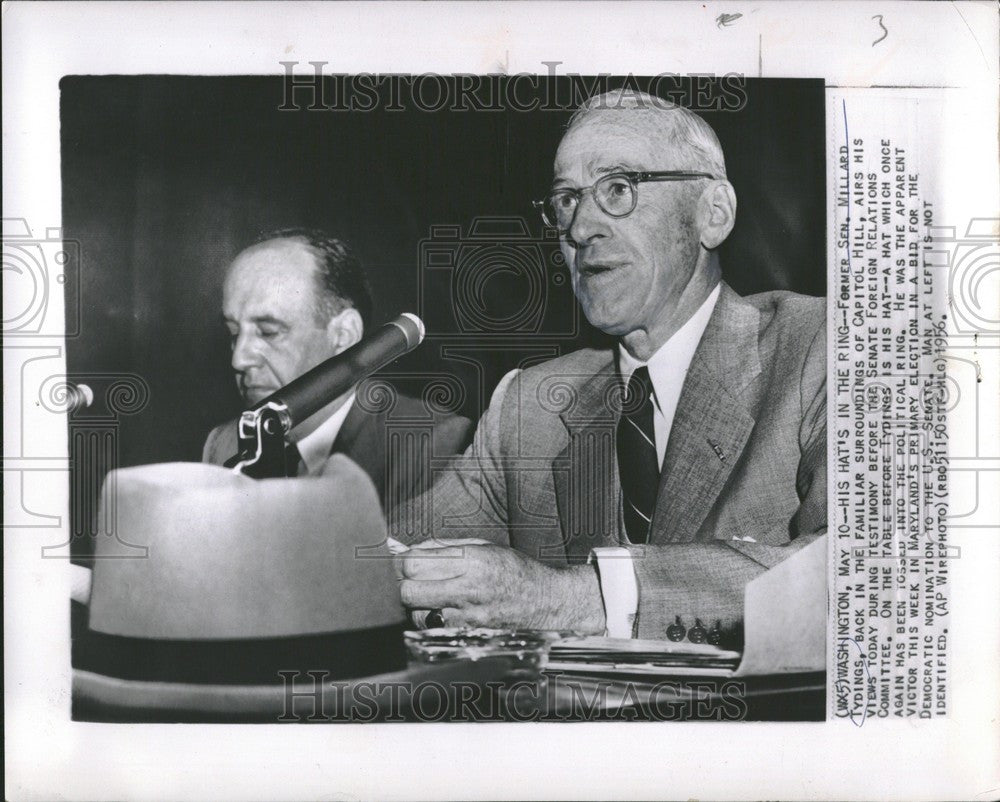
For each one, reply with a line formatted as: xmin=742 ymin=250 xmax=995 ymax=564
xmin=588 ymin=547 xmax=639 ymax=638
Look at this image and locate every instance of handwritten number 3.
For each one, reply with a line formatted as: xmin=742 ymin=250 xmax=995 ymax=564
xmin=872 ymin=15 xmax=888 ymax=47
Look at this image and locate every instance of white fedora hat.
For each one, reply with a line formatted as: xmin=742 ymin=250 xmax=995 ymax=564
xmin=73 ymin=455 xmax=418 ymax=721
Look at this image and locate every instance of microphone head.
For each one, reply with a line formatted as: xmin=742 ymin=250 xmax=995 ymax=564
xmin=393 ymin=313 xmax=426 ymax=350
xmin=68 ymin=383 xmax=94 ymax=412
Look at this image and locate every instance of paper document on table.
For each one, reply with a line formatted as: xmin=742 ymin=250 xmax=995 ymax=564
xmin=732 ymin=535 xmax=827 ymax=677
xmin=548 ymin=637 xmax=742 ymax=677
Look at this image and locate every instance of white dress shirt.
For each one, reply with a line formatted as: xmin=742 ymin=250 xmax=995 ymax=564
xmin=589 ymin=285 xmax=720 ymax=637
xmin=290 ymin=393 xmax=356 ymax=476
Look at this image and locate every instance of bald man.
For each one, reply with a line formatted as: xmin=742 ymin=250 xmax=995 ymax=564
xmin=203 ymin=228 xmax=473 ymax=513
xmin=398 ymin=93 xmax=826 ymax=641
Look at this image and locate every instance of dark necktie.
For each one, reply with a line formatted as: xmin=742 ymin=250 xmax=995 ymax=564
xmin=285 ymin=441 xmax=303 ymax=478
xmin=616 ymin=366 xmax=658 ymax=544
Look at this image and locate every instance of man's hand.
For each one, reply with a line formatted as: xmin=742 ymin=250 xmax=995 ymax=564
xmin=397 ymin=540 xmax=606 ymax=633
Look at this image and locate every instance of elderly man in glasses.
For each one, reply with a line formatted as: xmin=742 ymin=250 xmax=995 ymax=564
xmin=398 ymin=91 xmax=826 ymax=643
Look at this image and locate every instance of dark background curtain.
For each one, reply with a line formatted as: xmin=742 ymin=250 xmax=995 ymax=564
xmin=61 ymin=75 xmax=825 ymax=558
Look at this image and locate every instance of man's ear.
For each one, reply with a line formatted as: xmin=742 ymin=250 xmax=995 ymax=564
xmin=698 ymin=180 xmax=737 ymax=250
xmin=326 ymin=307 xmax=364 ymax=354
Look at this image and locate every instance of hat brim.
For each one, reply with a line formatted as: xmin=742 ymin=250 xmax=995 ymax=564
xmin=73 ymin=656 xmax=518 ymax=723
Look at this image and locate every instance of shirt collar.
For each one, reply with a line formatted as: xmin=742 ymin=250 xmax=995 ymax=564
xmin=617 ymin=283 xmax=720 ymax=410
xmin=293 ymin=393 xmax=356 ymax=475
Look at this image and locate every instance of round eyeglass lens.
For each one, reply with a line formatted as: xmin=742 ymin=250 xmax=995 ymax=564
xmin=594 ymin=175 xmax=636 ymax=217
xmin=545 ymin=193 xmax=576 ymax=229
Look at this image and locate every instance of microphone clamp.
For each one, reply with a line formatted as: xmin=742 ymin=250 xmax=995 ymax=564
xmin=231 ymin=401 xmax=293 ymax=478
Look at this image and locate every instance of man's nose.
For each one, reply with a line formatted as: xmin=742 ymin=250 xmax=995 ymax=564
xmin=566 ymin=192 xmax=607 ymax=249
xmin=230 ymin=330 xmax=260 ymax=371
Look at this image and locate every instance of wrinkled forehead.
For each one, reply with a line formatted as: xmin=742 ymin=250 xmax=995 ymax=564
xmin=553 ymin=112 xmax=678 ymax=181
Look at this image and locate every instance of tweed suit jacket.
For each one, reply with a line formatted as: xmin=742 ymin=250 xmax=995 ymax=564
xmin=203 ymin=393 xmax=474 ymax=517
xmin=407 ymin=283 xmax=827 ymax=638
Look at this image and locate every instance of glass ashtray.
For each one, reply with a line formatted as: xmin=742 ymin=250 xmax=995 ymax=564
xmin=404 ymin=628 xmax=561 ymax=670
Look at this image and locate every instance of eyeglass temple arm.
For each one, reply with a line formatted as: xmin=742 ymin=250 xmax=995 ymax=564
xmin=634 ymin=170 xmax=716 ymax=181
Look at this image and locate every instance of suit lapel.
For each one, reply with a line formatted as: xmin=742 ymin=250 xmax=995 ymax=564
xmin=650 ymin=285 xmax=761 ymax=544
xmin=330 ymin=401 xmax=387 ymax=502
xmin=553 ymin=356 xmax=623 ymax=561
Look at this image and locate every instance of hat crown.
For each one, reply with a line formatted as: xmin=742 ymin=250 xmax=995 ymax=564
xmin=89 ymin=458 xmax=403 ymax=639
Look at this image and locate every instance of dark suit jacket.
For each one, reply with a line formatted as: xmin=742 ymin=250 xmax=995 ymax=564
xmin=203 ymin=393 xmax=474 ymax=527
xmin=404 ymin=284 xmax=827 ymax=638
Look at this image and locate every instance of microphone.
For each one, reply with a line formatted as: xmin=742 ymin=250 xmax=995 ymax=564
xmin=65 ymin=383 xmax=95 ymax=413
xmin=250 ymin=312 xmax=425 ymax=432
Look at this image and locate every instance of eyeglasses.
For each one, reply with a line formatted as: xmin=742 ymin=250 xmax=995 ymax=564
xmin=533 ymin=170 xmax=716 ymax=231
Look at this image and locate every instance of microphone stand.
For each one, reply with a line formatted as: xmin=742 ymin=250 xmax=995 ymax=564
xmin=231 ymin=401 xmax=293 ymax=479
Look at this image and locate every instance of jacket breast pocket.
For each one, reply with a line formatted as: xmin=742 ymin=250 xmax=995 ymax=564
xmin=715 ymin=490 xmax=800 ymax=546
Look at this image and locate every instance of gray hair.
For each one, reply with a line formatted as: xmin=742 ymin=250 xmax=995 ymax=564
xmin=567 ymin=89 xmax=727 ymax=180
